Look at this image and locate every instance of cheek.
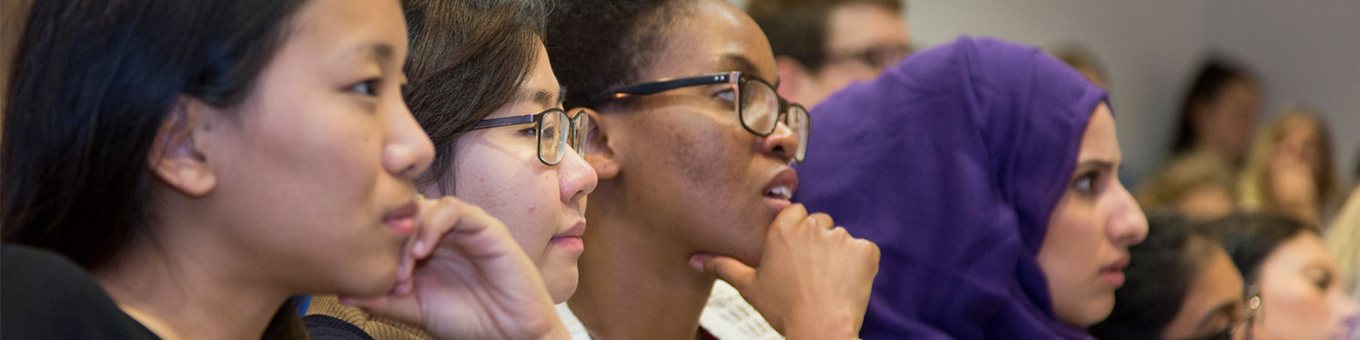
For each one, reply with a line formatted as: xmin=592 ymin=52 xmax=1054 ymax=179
xmin=453 ymin=145 xmax=559 ymax=259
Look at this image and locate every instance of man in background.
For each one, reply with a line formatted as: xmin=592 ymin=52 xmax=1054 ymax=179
xmin=747 ymin=0 xmax=911 ymax=109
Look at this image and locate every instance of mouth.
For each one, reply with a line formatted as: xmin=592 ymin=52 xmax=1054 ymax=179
xmin=761 ymin=167 xmax=799 ymax=209
xmin=1098 ymin=256 xmax=1130 ymax=287
xmin=550 ymin=219 xmax=587 ymax=251
xmin=382 ymin=200 xmax=419 ymax=237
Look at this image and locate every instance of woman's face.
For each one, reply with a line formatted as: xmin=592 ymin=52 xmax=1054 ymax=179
xmin=1252 ymin=233 xmax=1359 ymax=340
xmin=599 ymin=0 xmax=798 ymax=265
xmin=440 ymin=44 xmax=597 ymax=303
xmin=1273 ymin=115 xmax=1325 ymax=178
xmin=198 ymin=0 xmax=431 ymax=296
xmin=1039 ymin=104 xmax=1150 ymax=327
xmin=1198 ymin=80 xmax=1262 ymax=162
xmin=1161 ymin=243 xmax=1247 ymax=339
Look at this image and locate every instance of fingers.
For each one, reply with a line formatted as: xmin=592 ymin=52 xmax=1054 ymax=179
xmin=689 ymin=254 xmax=758 ymax=291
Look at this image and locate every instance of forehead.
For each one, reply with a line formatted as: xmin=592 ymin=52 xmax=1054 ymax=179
xmin=640 ymin=0 xmax=778 ymax=85
xmin=1077 ymin=104 xmax=1121 ymax=161
xmin=286 ymin=0 xmax=407 ymax=64
xmin=826 ymin=3 xmax=908 ymax=49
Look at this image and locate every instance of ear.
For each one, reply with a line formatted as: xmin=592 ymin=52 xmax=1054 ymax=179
xmin=147 ymin=97 xmax=217 ymax=197
xmin=578 ymin=107 xmax=620 ymax=180
xmin=775 ymin=56 xmax=812 ymax=104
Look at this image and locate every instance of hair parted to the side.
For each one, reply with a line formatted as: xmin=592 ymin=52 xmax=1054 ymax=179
xmin=3 ymin=0 xmax=309 ymax=337
xmin=1200 ymin=212 xmax=1319 ymax=285
xmin=1090 ymin=213 xmax=1222 ymax=339
xmin=404 ymin=0 xmax=548 ymax=192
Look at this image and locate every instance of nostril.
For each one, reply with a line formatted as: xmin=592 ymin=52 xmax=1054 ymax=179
xmin=771 ymin=144 xmax=786 ymax=157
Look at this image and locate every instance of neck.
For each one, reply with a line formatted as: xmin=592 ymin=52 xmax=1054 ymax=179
xmin=96 ymin=219 xmax=291 ymax=340
xmin=568 ymin=188 xmax=715 ymax=340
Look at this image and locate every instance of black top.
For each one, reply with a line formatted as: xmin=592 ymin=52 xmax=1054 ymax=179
xmin=1 ymin=244 xmax=160 ymax=339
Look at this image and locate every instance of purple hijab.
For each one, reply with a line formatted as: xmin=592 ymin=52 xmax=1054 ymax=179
xmin=794 ymin=37 xmax=1106 ymax=339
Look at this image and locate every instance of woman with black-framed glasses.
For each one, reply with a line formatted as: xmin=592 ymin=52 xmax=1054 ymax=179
xmin=545 ymin=0 xmax=880 ymax=339
xmin=302 ymin=0 xmax=593 ymax=339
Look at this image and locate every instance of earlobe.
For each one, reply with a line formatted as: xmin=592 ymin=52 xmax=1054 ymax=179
xmin=148 ymin=97 xmax=217 ymax=197
xmin=578 ymin=108 xmax=620 ymax=180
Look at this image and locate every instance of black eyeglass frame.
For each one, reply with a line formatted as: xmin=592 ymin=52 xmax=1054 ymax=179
xmin=469 ymin=107 xmax=589 ymax=166
xmin=595 ymin=71 xmax=812 ymax=162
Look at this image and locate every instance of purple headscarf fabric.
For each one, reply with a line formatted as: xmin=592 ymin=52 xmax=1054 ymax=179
xmin=794 ymin=37 xmax=1106 ymax=339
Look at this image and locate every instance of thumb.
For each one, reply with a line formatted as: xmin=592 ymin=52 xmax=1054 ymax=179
xmin=689 ymin=254 xmax=757 ymax=291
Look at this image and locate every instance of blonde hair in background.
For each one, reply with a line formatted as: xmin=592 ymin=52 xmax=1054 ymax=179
xmin=1237 ymin=105 xmax=1338 ymax=223
xmin=1327 ymin=187 xmax=1360 ymax=297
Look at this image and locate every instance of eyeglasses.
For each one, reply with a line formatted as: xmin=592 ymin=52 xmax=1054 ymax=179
xmin=470 ymin=108 xmax=589 ymax=166
xmin=825 ymin=43 xmax=913 ymax=70
xmin=595 ymin=71 xmax=811 ymax=162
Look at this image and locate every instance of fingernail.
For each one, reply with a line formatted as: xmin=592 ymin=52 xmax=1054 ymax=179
xmin=688 ymin=255 xmax=708 ymax=272
xmin=413 ymin=239 xmax=427 ymax=255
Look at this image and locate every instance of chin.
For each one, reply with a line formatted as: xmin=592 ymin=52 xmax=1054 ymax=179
xmin=544 ymin=263 xmax=580 ymax=303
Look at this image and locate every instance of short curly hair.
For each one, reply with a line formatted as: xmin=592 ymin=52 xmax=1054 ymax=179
xmin=545 ymin=0 xmax=692 ymax=109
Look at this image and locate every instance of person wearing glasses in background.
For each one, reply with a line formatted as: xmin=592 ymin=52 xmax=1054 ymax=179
xmin=546 ymin=0 xmax=881 ymax=339
xmin=1090 ymin=213 xmax=1251 ymax=340
xmin=746 ymin=0 xmax=910 ymax=111
xmin=1202 ymin=213 xmax=1360 ymax=340
xmin=304 ymin=0 xmax=596 ymax=338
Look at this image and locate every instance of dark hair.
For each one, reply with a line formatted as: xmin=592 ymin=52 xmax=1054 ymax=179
xmin=1170 ymin=57 xmax=1257 ymax=155
xmin=3 ymin=0 xmax=307 ymax=337
xmin=404 ymin=0 xmax=547 ymax=191
xmin=1090 ymin=213 xmax=1222 ymax=339
xmin=1201 ymin=212 xmax=1319 ymax=285
xmin=545 ymin=0 xmax=690 ymax=109
xmin=746 ymin=0 xmax=902 ymax=72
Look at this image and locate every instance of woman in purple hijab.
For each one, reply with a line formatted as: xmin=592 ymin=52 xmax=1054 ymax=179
xmin=794 ymin=37 xmax=1149 ymax=339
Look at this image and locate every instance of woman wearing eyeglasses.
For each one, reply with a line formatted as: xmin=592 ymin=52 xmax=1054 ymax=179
xmin=793 ymin=37 xmax=1149 ymax=338
xmin=1090 ymin=213 xmax=1250 ymax=340
xmin=1202 ymin=213 xmax=1360 ymax=340
xmin=302 ymin=0 xmax=596 ymax=338
xmin=545 ymin=0 xmax=881 ymax=339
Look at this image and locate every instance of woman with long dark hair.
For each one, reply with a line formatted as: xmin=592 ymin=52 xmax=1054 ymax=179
xmin=1 ymin=0 xmax=564 ymax=338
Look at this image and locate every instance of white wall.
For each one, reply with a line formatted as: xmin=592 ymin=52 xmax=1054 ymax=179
xmin=730 ymin=0 xmax=1360 ymax=187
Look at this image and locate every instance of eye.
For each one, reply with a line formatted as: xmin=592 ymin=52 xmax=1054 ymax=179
xmin=517 ymin=126 xmax=539 ymax=137
xmin=349 ymin=79 xmax=381 ymax=96
xmin=715 ymin=88 xmax=737 ymax=104
xmin=1072 ymin=171 xmax=1100 ymax=195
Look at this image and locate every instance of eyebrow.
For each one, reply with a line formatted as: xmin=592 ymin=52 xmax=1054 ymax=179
xmin=1075 ymin=160 xmax=1116 ymax=171
xmin=718 ymin=53 xmax=780 ymax=88
xmin=519 ymin=86 xmax=567 ymax=108
xmin=356 ymin=43 xmax=396 ymax=63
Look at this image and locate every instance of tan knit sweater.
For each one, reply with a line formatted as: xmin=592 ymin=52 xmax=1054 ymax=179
xmin=307 ymin=295 xmax=435 ymax=340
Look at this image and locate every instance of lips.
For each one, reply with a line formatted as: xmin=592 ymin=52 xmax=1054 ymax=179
xmin=550 ymin=220 xmax=587 ymax=251
xmin=383 ymin=201 xmax=419 ymax=237
xmin=762 ymin=168 xmax=799 ymax=201
xmin=1098 ymin=256 xmax=1130 ymax=287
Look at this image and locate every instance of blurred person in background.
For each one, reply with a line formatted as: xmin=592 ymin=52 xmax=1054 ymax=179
xmin=1237 ymin=105 xmax=1338 ymax=226
xmin=1203 ymin=213 xmax=1360 ymax=340
xmin=1089 ymin=213 xmax=1248 ymax=340
xmin=1139 ymin=57 xmax=1262 ymax=222
xmin=746 ymin=0 xmax=910 ymax=110
xmin=1137 ymin=151 xmax=1238 ymax=222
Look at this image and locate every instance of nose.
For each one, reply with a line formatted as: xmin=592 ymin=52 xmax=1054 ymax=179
xmin=557 ymin=148 xmax=598 ymax=208
xmin=383 ymin=99 xmax=435 ymax=179
xmin=759 ymin=121 xmax=801 ymax=163
xmin=1107 ymin=180 xmax=1149 ymax=247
